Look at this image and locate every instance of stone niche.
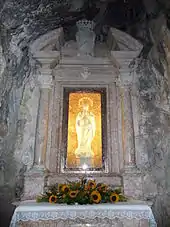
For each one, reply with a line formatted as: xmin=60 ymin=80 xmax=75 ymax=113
xmin=21 ymin=25 xmax=145 ymax=200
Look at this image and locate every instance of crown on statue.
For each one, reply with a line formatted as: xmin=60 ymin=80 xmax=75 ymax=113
xmin=76 ymin=19 xmax=95 ymax=31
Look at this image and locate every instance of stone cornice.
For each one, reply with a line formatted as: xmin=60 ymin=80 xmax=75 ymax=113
xmin=111 ymin=51 xmax=140 ymax=68
xmin=52 ymin=66 xmax=116 ymax=83
xmin=60 ymin=56 xmax=112 ymax=65
xmin=33 ymin=51 xmax=60 ymax=69
xmin=111 ymin=51 xmax=139 ymax=87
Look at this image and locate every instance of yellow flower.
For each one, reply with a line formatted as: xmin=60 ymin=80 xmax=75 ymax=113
xmin=69 ymin=190 xmax=78 ymax=198
xmin=87 ymin=180 xmax=96 ymax=190
xmin=90 ymin=191 xmax=101 ymax=204
xmin=58 ymin=184 xmax=63 ymax=192
xmin=49 ymin=195 xmax=57 ymax=203
xmin=97 ymin=184 xmax=108 ymax=192
xmin=102 ymin=185 xmax=108 ymax=192
xmin=61 ymin=185 xmax=70 ymax=193
xmin=84 ymin=185 xmax=88 ymax=191
xmin=75 ymin=182 xmax=81 ymax=188
xmin=110 ymin=193 xmax=119 ymax=203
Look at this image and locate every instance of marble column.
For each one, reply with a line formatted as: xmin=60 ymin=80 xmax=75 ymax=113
xmin=166 ymin=53 xmax=170 ymax=88
xmin=122 ymin=85 xmax=136 ymax=168
xmin=33 ymin=70 xmax=52 ymax=170
xmin=119 ymin=77 xmax=143 ymax=199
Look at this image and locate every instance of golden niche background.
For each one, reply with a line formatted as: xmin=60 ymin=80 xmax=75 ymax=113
xmin=66 ymin=92 xmax=102 ymax=169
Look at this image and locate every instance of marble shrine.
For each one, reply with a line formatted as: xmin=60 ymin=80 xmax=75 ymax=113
xmin=10 ymin=20 xmax=158 ymax=227
xmin=21 ymin=21 xmax=147 ymax=200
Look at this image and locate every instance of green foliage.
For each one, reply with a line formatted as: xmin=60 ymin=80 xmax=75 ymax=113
xmin=36 ymin=178 xmax=128 ymax=205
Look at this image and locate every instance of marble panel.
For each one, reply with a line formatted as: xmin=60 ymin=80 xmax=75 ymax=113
xmin=22 ymin=171 xmax=45 ymax=200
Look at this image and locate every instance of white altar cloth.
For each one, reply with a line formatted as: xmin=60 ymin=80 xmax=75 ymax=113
xmin=10 ymin=201 xmax=157 ymax=227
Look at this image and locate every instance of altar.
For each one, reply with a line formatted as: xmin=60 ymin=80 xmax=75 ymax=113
xmin=10 ymin=201 xmax=156 ymax=227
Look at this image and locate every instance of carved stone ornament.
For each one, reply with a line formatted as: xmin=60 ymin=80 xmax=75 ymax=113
xmin=76 ymin=20 xmax=96 ymax=56
xmin=81 ymin=67 xmax=91 ymax=79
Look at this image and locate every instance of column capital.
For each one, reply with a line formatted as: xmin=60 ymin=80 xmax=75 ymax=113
xmin=117 ymin=72 xmax=137 ymax=88
xmin=37 ymin=69 xmax=53 ymax=89
xmin=33 ymin=51 xmax=60 ymax=68
xmin=33 ymin=51 xmax=60 ymax=88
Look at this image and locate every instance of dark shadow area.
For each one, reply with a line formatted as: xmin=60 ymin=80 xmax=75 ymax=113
xmin=0 ymin=197 xmax=16 ymax=227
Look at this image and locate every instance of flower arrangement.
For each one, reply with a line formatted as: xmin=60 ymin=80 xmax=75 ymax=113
xmin=36 ymin=178 xmax=127 ymax=205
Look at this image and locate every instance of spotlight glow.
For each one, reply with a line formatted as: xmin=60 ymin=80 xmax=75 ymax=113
xmin=82 ymin=163 xmax=88 ymax=170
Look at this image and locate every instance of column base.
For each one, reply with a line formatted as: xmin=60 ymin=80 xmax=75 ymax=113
xmin=123 ymin=164 xmax=139 ymax=173
xmin=30 ymin=164 xmax=47 ymax=172
xmin=22 ymin=166 xmax=46 ymax=200
xmin=122 ymin=165 xmax=144 ymax=200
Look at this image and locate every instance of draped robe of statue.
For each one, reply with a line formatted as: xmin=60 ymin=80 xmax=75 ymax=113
xmin=75 ymin=104 xmax=95 ymax=158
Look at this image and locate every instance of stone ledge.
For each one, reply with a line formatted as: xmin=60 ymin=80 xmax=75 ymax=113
xmin=47 ymin=175 xmax=122 ymax=188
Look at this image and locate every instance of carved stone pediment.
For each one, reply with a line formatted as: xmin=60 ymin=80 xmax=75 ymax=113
xmin=30 ymin=28 xmax=63 ymax=53
xmin=108 ymin=28 xmax=143 ymax=51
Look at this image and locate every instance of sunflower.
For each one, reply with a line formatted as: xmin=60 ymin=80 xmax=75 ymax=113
xmin=90 ymin=191 xmax=101 ymax=204
xmin=61 ymin=185 xmax=70 ymax=193
xmin=110 ymin=193 xmax=119 ymax=203
xmin=97 ymin=184 xmax=107 ymax=192
xmin=46 ymin=190 xmax=53 ymax=196
xmin=58 ymin=184 xmax=63 ymax=192
xmin=69 ymin=190 xmax=78 ymax=198
xmin=102 ymin=185 xmax=108 ymax=192
xmin=49 ymin=195 xmax=57 ymax=203
xmin=87 ymin=180 xmax=96 ymax=190
xmin=75 ymin=182 xmax=81 ymax=188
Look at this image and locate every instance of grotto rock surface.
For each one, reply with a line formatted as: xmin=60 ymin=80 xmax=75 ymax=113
xmin=0 ymin=0 xmax=170 ymax=227
xmin=136 ymin=64 xmax=170 ymax=226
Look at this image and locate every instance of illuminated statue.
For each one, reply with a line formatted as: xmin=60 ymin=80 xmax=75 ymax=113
xmin=75 ymin=97 xmax=96 ymax=158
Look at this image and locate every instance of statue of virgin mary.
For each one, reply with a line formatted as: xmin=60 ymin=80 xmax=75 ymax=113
xmin=75 ymin=97 xmax=96 ymax=158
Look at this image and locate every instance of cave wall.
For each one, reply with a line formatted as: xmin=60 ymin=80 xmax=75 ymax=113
xmin=136 ymin=63 xmax=170 ymax=226
xmin=0 ymin=0 xmax=170 ymax=226
xmin=0 ymin=0 xmax=84 ymax=200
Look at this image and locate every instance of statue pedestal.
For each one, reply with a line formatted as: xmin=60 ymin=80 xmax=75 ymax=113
xmin=80 ymin=157 xmax=92 ymax=168
xmin=22 ymin=166 xmax=46 ymax=200
xmin=122 ymin=166 xmax=144 ymax=200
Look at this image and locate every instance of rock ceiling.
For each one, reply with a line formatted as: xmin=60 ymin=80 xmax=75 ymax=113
xmin=0 ymin=0 xmax=170 ymax=42
xmin=0 ymin=0 xmax=169 ymax=92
